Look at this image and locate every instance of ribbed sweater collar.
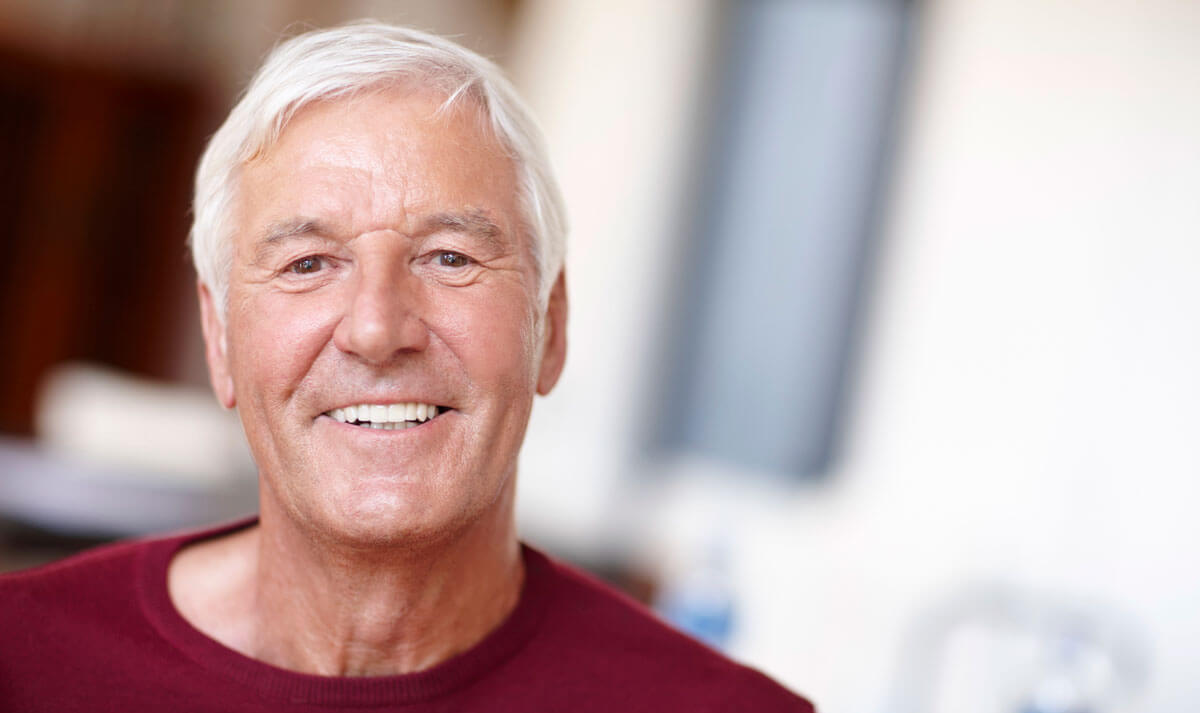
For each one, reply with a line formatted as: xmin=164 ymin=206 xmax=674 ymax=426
xmin=136 ymin=519 xmax=551 ymax=707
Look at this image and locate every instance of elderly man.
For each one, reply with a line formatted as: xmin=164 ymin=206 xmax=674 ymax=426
xmin=0 ymin=23 xmax=812 ymax=711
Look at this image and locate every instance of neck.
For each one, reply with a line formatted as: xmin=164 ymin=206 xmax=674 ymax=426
xmin=166 ymin=481 xmax=525 ymax=678
xmin=246 ymin=497 xmax=523 ymax=677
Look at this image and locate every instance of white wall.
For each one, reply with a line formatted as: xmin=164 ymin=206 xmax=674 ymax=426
xmin=511 ymin=0 xmax=1200 ymax=711
xmin=792 ymin=1 xmax=1200 ymax=709
xmin=508 ymin=0 xmax=720 ymax=557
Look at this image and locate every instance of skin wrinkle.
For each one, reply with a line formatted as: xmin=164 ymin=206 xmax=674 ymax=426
xmin=208 ymin=79 xmax=557 ymax=323
xmin=251 ymin=489 xmax=524 ymax=676
xmin=250 ymin=224 xmax=517 ymax=302
xmin=254 ymin=210 xmax=506 ymax=268
xmin=176 ymin=86 xmax=568 ymax=677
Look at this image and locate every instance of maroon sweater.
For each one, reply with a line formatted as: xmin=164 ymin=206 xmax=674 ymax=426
xmin=0 ymin=521 xmax=813 ymax=712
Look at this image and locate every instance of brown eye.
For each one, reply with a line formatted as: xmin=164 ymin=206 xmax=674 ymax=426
xmin=438 ymin=252 xmax=470 ymax=268
xmin=290 ymin=256 xmax=323 ymax=274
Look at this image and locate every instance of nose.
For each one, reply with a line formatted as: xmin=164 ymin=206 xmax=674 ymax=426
xmin=333 ymin=254 xmax=430 ymax=364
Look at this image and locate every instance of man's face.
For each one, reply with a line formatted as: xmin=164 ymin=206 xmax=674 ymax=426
xmin=199 ymin=88 xmax=566 ymax=546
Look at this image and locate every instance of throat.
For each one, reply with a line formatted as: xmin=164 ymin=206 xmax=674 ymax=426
xmin=248 ymin=523 xmax=525 ymax=677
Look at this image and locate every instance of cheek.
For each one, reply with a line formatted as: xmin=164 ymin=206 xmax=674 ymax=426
xmin=226 ymin=293 xmax=338 ymax=404
xmin=438 ymin=289 xmax=540 ymax=387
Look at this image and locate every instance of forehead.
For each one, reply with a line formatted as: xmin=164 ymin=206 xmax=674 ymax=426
xmin=235 ymin=87 xmax=520 ymax=244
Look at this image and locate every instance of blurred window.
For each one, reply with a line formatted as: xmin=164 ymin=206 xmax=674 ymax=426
xmin=656 ymin=0 xmax=913 ymax=478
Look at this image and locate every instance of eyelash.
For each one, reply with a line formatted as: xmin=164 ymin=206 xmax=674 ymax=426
xmin=280 ymin=251 xmax=474 ymax=279
xmin=435 ymin=251 xmax=473 ymax=268
xmin=287 ymin=255 xmax=327 ymax=275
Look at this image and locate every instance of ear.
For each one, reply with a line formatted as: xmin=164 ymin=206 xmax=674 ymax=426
xmin=197 ymin=280 xmax=236 ymax=409
xmin=536 ymin=270 xmax=568 ymax=396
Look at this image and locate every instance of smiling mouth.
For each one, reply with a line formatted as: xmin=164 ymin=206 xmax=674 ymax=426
xmin=324 ymin=402 xmax=444 ymax=430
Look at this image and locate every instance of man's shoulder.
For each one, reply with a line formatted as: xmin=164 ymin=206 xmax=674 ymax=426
xmin=0 ymin=535 xmax=159 ymax=632
xmin=526 ymin=548 xmax=814 ymax=712
xmin=0 ymin=536 xmax=163 ymax=691
xmin=0 ymin=521 xmax=249 ymax=623
xmin=1 ymin=536 xmax=145 ymax=595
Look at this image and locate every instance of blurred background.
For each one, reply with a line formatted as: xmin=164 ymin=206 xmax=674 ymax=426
xmin=1 ymin=1 xmax=1197 ymax=711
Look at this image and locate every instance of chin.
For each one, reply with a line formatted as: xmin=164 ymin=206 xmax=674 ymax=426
xmin=307 ymin=489 xmax=482 ymax=551
xmin=263 ymin=455 xmax=513 ymax=551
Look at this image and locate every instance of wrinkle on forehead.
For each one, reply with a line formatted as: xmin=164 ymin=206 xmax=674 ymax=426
xmin=235 ymin=87 xmax=525 ymax=271
xmin=253 ymin=209 xmax=507 ymax=255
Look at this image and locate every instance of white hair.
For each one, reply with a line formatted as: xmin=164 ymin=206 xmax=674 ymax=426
xmin=189 ymin=22 xmax=566 ymax=316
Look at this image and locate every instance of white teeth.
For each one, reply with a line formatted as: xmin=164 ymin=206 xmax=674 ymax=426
xmin=327 ymin=402 xmax=442 ymax=426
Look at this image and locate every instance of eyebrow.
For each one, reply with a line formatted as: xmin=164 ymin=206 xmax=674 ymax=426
xmin=253 ymin=211 xmax=507 ymax=260
xmin=257 ymin=218 xmax=329 ymax=245
xmin=416 ymin=211 xmax=506 ymax=252
xmin=252 ymin=218 xmax=334 ymax=263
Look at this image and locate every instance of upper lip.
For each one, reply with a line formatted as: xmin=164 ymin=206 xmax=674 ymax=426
xmin=324 ymin=398 xmax=446 ymax=409
xmin=318 ymin=398 xmax=453 ymax=419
